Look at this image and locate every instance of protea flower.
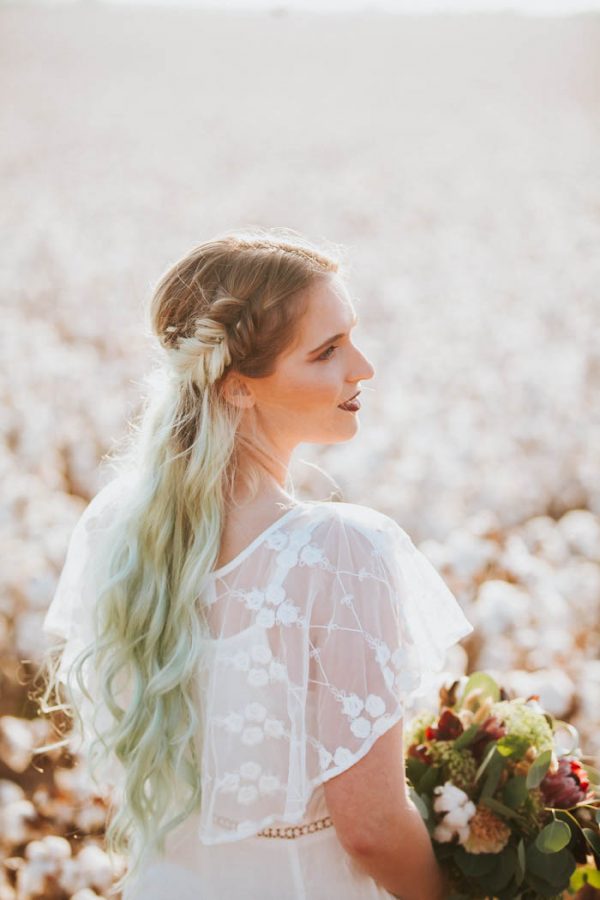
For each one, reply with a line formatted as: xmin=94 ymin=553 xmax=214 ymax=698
xmin=540 ymin=758 xmax=591 ymax=808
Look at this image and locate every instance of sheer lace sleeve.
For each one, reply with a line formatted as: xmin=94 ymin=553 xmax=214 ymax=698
xmin=306 ymin=505 xmax=473 ymax=784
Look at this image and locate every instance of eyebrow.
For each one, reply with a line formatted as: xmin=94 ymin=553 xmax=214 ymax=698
xmin=308 ymin=312 xmax=359 ymax=355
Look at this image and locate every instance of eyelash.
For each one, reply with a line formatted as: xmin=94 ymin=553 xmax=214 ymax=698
xmin=317 ymin=345 xmax=338 ymax=361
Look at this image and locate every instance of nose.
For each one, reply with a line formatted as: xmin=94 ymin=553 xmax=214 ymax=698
xmin=349 ymin=345 xmax=375 ymax=383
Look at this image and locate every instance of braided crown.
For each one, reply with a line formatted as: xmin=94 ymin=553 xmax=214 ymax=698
xmin=164 ymin=312 xmax=232 ymax=388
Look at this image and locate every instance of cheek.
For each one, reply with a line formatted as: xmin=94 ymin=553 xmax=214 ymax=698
xmin=261 ymin=366 xmax=340 ymax=408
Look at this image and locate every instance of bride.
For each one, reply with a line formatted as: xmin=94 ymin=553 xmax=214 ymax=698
xmin=40 ymin=227 xmax=472 ymax=899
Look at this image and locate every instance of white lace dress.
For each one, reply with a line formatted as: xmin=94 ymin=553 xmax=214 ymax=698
xmin=42 ymin=480 xmax=473 ymax=900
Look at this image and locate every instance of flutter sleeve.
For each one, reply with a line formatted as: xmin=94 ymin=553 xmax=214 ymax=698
xmin=306 ymin=506 xmax=473 ymax=785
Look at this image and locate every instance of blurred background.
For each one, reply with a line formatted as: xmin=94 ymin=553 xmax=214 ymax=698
xmin=1 ymin=0 xmax=599 ymax=896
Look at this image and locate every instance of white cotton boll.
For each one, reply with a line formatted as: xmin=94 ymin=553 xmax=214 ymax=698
xmin=477 ymin=635 xmax=519 ymax=671
xmin=0 ymin=800 xmax=37 ymax=845
xmin=39 ymin=835 xmax=72 ymax=862
xmin=15 ymin=611 xmax=51 ymax=661
xmin=464 ymin=509 xmax=502 ymax=539
xmin=530 ymin=588 xmax=569 ymax=626
xmin=474 ymin=580 xmax=530 ymax=636
xmin=526 ymin=627 xmax=574 ymax=667
xmin=75 ymin=801 xmax=107 ymax=832
xmin=555 ymin=559 xmax=600 ymax=628
xmin=440 ymin=529 xmax=497 ymax=581
xmin=71 ymin=890 xmax=102 ymax=900
xmin=55 ymin=764 xmax=100 ymax=804
xmin=0 ymin=716 xmax=36 ymax=773
xmin=502 ymin=669 xmax=575 ymax=718
xmin=557 ymin=509 xmax=600 ymax=560
xmin=500 ymin=535 xmax=550 ymax=583
xmin=519 ymin=516 xmax=570 ymax=565
xmin=0 ymin=779 xmax=25 ymax=807
xmin=432 ymin=822 xmax=455 ymax=843
xmin=76 ymin=844 xmax=115 ymax=892
xmin=444 ymin=801 xmax=476 ymax=829
xmin=59 ymin=856 xmax=91 ymax=895
xmin=15 ymin=860 xmax=48 ymax=898
xmin=513 ymin=627 xmax=540 ymax=651
xmin=432 ymin=783 xmax=470 ymax=813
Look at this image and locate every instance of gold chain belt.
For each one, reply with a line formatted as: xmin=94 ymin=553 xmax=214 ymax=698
xmin=257 ymin=815 xmax=334 ymax=839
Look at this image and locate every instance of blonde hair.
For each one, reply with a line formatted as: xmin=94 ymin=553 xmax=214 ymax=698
xmin=35 ymin=227 xmax=340 ymax=895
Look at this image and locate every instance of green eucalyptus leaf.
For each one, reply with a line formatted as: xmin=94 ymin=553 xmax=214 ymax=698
xmin=526 ymin=749 xmax=553 ymax=789
xmin=475 ymin=741 xmax=499 ymax=782
xmin=535 ymin=820 xmax=571 ymax=853
xmin=453 ymin=723 xmax=480 ymax=750
xmin=481 ymin=749 xmax=505 ymax=799
xmin=475 ymin=846 xmax=516 ymax=893
xmin=515 ymin=838 xmax=526 ymax=887
xmin=405 ymin=756 xmax=428 ymax=789
xmin=503 ymin=775 xmax=528 ymax=809
xmin=583 ymin=827 xmax=600 ymax=857
xmin=409 ymin=788 xmax=429 ymax=821
xmin=453 ymin=847 xmax=497 ymax=877
xmin=525 ymin=843 xmax=577 ymax=892
xmin=418 ymin=764 xmax=442 ymax=794
xmin=480 ymin=796 xmax=524 ymax=822
xmin=457 ymin=671 xmax=500 ymax=711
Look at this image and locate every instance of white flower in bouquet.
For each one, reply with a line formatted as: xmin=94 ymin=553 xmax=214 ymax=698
xmin=432 ymin=781 xmax=476 ymax=844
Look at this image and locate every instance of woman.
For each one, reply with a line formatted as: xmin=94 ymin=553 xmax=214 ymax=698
xmin=40 ymin=227 xmax=473 ymax=899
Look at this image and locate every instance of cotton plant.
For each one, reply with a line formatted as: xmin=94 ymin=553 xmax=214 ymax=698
xmin=431 ymin=782 xmax=476 ymax=844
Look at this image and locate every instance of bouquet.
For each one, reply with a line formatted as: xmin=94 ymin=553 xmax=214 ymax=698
xmin=404 ymin=672 xmax=600 ymax=899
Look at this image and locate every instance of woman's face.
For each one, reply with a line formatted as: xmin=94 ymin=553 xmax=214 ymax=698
xmin=235 ymin=273 xmax=375 ymax=456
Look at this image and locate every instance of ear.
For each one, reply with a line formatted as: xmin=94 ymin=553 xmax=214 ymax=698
xmin=221 ymin=372 xmax=255 ymax=409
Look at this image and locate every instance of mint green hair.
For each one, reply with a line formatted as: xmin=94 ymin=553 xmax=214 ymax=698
xmin=35 ymin=227 xmax=340 ymax=895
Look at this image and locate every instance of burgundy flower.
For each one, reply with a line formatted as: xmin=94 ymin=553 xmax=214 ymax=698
xmin=541 ymin=758 xmax=592 ymax=809
xmin=425 ymin=709 xmax=464 ymax=741
xmin=470 ymin=716 xmax=507 ymax=763
xmin=408 ymin=743 xmax=434 ymax=765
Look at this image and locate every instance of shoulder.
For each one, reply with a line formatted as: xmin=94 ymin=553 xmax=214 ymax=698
xmin=297 ymin=500 xmax=411 ymax=556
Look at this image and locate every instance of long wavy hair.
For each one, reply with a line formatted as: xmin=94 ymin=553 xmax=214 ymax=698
xmin=35 ymin=227 xmax=341 ymax=895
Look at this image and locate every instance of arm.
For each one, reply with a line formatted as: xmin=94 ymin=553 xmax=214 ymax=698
xmin=323 ymin=719 xmax=446 ymax=900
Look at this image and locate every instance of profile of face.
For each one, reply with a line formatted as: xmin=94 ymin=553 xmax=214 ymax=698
xmin=224 ymin=273 xmax=375 ymax=457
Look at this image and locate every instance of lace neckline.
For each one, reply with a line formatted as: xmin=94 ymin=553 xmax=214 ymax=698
xmin=209 ymin=502 xmax=306 ymax=579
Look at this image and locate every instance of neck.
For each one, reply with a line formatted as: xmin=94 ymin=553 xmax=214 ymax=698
xmin=230 ymin=440 xmax=295 ymax=508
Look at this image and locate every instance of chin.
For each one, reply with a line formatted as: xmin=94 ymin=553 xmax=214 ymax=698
xmin=306 ymin=425 xmax=360 ymax=446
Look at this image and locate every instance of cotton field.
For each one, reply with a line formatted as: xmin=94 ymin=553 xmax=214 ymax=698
xmin=1 ymin=5 xmax=599 ymax=898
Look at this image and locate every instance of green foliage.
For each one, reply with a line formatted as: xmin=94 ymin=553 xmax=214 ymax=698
xmin=569 ymin=865 xmax=600 ymax=891
xmin=535 ymin=820 xmax=571 ymax=853
xmin=526 ymin=749 xmax=552 ymax=789
xmin=457 ymin=672 xmax=501 ymax=711
xmin=502 ymin=775 xmax=528 ymax=809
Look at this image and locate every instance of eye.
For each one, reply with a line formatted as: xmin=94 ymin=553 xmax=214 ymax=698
xmin=317 ymin=345 xmax=338 ymax=361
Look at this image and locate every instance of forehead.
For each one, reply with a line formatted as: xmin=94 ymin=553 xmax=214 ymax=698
xmin=296 ymin=275 xmax=355 ymax=338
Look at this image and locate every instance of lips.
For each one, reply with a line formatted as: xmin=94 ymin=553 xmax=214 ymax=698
xmin=338 ymin=390 xmax=361 ymax=411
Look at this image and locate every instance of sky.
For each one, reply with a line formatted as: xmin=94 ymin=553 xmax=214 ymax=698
xmin=36 ymin=0 xmax=600 ymax=13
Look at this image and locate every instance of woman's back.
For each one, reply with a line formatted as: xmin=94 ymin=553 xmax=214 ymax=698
xmin=44 ymin=483 xmax=472 ymax=897
xmin=149 ymin=497 xmax=471 ymax=898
